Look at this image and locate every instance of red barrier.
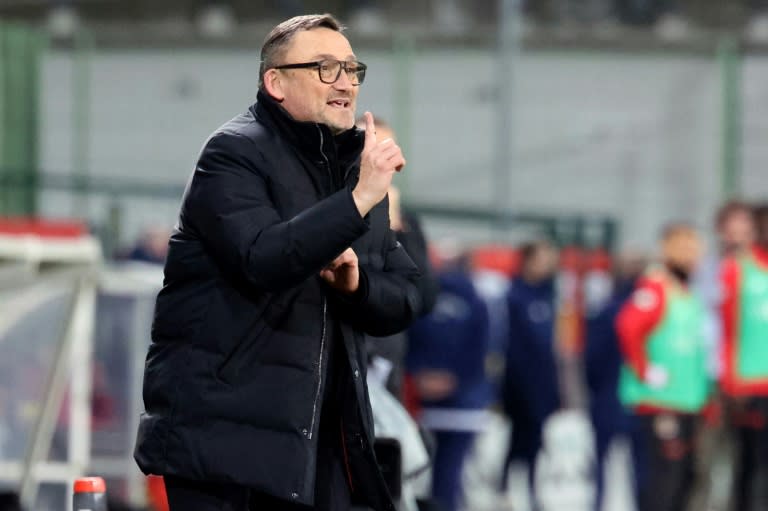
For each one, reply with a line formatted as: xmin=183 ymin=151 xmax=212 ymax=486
xmin=147 ymin=475 xmax=170 ymax=511
xmin=0 ymin=217 xmax=87 ymax=238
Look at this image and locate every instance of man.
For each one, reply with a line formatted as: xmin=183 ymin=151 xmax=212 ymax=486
xmin=716 ymin=200 xmax=757 ymax=257
xmin=406 ymin=253 xmax=492 ymax=511
xmin=133 ymin=14 xmax=422 ymax=511
xmin=616 ymin=223 xmax=712 ymax=511
xmin=500 ymin=240 xmax=561 ymax=500
xmin=720 ymin=203 xmax=768 ymax=511
xmin=686 ymin=200 xmax=755 ymax=511
xmin=585 ymin=250 xmax=648 ymax=511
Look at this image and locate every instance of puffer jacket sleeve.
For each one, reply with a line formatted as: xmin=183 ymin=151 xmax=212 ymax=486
xmin=333 ymin=227 xmax=422 ymax=336
xmin=182 ymin=131 xmax=369 ymax=291
xmin=397 ymin=209 xmax=439 ymax=316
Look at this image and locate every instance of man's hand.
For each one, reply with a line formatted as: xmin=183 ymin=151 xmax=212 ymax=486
xmin=414 ymin=370 xmax=458 ymax=401
xmin=644 ymin=364 xmax=669 ymax=389
xmin=320 ymin=248 xmax=360 ymax=294
xmin=352 ymin=112 xmax=406 ymax=217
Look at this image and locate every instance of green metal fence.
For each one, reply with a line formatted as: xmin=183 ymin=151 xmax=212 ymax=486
xmin=0 ymin=22 xmax=44 ymax=216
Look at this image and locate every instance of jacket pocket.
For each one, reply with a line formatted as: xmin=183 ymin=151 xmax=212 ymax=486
xmin=214 ymin=292 xmax=286 ymax=384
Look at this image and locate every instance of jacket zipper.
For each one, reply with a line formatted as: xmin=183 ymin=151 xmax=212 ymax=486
xmin=317 ymin=125 xmax=335 ymax=191
xmin=308 ymin=297 xmax=327 ymax=440
xmin=308 ymin=125 xmax=334 ymax=441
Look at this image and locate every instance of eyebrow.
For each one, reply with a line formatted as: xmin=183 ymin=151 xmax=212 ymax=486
xmin=310 ymin=53 xmax=358 ymax=61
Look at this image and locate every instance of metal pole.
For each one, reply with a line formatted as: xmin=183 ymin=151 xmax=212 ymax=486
xmin=719 ymin=36 xmax=742 ymax=199
xmin=67 ymin=274 xmax=98 ymax=494
xmin=0 ymin=23 xmax=43 ymax=216
xmin=72 ymin=28 xmax=92 ymax=218
xmin=494 ymin=0 xmax=519 ymax=232
xmin=3 ymin=25 xmax=25 ymax=215
xmin=21 ymin=27 xmax=44 ymax=216
xmin=392 ymin=32 xmax=414 ymax=200
xmin=0 ymin=22 xmax=6 ymax=215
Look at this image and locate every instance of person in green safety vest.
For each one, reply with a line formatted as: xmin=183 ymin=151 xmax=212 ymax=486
xmin=720 ymin=203 xmax=768 ymax=511
xmin=616 ymin=223 xmax=713 ymax=511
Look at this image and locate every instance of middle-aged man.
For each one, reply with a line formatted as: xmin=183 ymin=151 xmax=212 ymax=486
xmin=133 ymin=14 xmax=422 ymax=511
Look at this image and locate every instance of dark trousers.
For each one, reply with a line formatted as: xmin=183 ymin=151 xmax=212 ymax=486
xmin=165 ymin=442 xmax=352 ymax=511
xmin=430 ymin=431 xmax=476 ymax=511
xmin=500 ymin=421 xmax=541 ymax=496
xmin=593 ymin=423 xmax=644 ymax=511
xmin=733 ymin=397 xmax=768 ymax=511
xmin=636 ymin=413 xmax=697 ymax=511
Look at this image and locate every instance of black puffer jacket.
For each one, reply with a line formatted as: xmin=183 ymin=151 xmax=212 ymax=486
xmin=134 ymin=90 xmax=421 ymax=511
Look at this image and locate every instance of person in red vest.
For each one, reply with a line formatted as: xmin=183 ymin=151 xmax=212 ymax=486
xmin=616 ymin=223 xmax=713 ymax=511
xmin=720 ymin=203 xmax=768 ymax=511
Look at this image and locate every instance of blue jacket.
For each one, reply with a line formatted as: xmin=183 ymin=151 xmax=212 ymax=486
xmin=502 ymin=276 xmax=561 ymax=458
xmin=406 ymin=270 xmax=492 ymax=410
xmin=585 ymin=281 xmax=636 ymax=445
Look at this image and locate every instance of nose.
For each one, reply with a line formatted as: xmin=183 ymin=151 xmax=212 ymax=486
xmin=333 ymin=68 xmax=354 ymax=91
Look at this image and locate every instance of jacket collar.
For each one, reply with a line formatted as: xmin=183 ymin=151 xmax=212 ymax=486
xmin=252 ymin=90 xmax=364 ymax=169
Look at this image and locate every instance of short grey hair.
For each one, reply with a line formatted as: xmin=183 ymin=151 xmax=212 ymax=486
xmin=259 ymin=14 xmax=345 ymax=89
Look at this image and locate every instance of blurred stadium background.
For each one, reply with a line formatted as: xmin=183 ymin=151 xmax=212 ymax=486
xmin=2 ymin=0 xmax=768 ymax=510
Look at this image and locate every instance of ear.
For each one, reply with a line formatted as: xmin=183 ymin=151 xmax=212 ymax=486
xmin=263 ymin=69 xmax=285 ymax=102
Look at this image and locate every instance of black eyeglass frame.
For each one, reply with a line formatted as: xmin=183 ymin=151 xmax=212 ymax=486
xmin=272 ymin=59 xmax=367 ymax=85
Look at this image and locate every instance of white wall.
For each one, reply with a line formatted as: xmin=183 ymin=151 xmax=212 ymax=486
xmin=38 ymin=47 xmax=768 ymax=251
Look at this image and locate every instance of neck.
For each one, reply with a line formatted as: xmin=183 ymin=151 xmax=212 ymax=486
xmin=664 ymin=262 xmax=690 ymax=286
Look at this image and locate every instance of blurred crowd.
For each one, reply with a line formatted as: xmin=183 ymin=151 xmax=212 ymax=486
xmin=368 ymin=196 xmax=768 ymax=511
xmin=361 ymin=188 xmax=767 ymax=510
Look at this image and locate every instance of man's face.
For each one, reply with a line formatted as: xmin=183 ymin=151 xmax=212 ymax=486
xmin=663 ymin=231 xmax=702 ymax=274
xmin=525 ymin=245 xmax=558 ymax=282
xmin=719 ymin=210 xmax=755 ymax=255
xmin=271 ymin=28 xmax=359 ymax=134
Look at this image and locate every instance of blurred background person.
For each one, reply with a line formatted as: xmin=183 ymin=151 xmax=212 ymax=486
xmin=121 ymin=226 xmax=172 ymax=264
xmin=687 ymin=199 xmax=757 ymax=511
xmin=406 ymin=248 xmax=492 ymax=511
xmin=585 ymin=249 xmax=648 ymax=511
xmin=717 ymin=200 xmax=758 ymax=257
xmin=500 ymin=239 xmax=562 ymax=504
xmin=720 ymin=203 xmax=768 ymax=511
xmin=356 ymin=115 xmax=439 ymax=401
xmin=696 ymin=199 xmax=757 ymax=324
xmin=616 ymin=223 xmax=712 ymax=511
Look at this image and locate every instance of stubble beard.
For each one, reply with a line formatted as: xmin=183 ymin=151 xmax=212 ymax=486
xmin=321 ymin=105 xmax=355 ymax=135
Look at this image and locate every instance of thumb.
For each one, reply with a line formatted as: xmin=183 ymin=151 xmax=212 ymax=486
xmin=363 ymin=111 xmax=376 ymax=151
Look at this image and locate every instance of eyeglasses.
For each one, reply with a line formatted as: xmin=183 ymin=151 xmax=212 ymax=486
xmin=272 ymin=59 xmax=367 ymax=86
